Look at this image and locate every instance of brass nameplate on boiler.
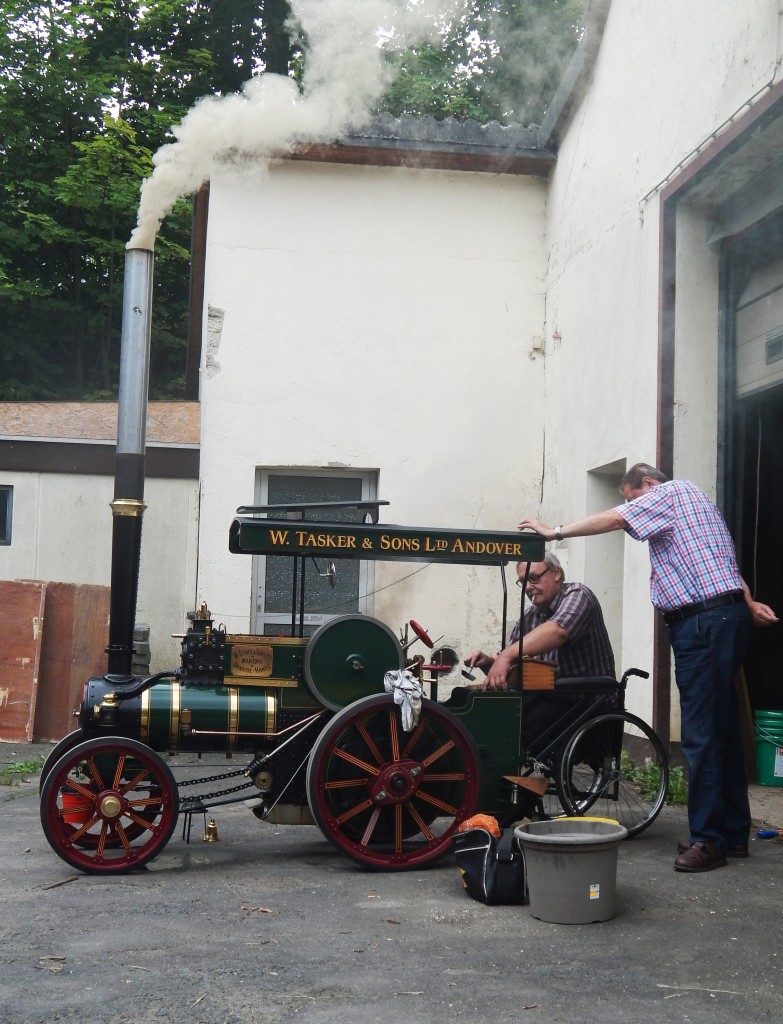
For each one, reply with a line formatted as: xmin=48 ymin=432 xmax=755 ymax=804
xmin=225 ymin=635 xmax=304 ymax=687
xmin=230 ymin=644 xmax=274 ymax=677
xmin=226 ymin=634 xmax=302 ymax=692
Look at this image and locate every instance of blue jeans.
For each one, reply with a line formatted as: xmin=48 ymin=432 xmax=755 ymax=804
xmin=668 ymin=603 xmax=752 ymax=850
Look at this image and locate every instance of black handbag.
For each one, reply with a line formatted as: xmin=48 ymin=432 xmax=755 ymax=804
xmin=453 ymin=827 xmax=527 ymax=905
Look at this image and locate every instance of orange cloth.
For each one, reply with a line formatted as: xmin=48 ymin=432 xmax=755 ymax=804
xmin=458 ymin=813 xmax=501 ymax=837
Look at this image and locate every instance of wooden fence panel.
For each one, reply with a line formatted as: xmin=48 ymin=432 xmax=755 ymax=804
xmin=0 ymin=581 xmax=47 ymax=742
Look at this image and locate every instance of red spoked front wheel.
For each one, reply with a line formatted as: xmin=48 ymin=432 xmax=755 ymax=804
xmin=40 ymin=736 xmax=179 ymax=874
xmin=306 ymin=694 xmax=481 ymax=869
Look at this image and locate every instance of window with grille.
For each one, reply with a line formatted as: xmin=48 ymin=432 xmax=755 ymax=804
xmin=251 ymin=469 xmax=377 ymax=636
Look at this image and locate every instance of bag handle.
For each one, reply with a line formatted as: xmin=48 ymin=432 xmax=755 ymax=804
xmin=495 ymin=828 xmax=519 ymax=862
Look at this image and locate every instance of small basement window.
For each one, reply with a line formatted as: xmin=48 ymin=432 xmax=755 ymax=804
xmin=0 ymin=485 xmax=12 ymax=545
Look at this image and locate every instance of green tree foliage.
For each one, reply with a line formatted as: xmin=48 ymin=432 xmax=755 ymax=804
xmin=0 ymin=0 xmax=294 ymax=400
xmin=380 ymin=0 xmax=584 ymax=125
xmin=0 ymin=1 xmax=578 ymax=401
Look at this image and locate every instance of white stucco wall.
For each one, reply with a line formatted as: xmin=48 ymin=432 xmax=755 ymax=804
xmin=197 ymin=160 xmax=548 ymax=660
xmin=542 ymin=0 xmax=781 ymax=719
xmin=0 ymin=468 xmax=199 ymax=670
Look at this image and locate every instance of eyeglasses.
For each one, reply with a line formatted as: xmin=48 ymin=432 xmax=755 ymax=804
xmin=516 ymin=567 xmax=550 ymax=587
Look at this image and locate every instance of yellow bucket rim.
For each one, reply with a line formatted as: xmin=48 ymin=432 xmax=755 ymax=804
xmin=555 ymin=816 xmax=620 ymax=825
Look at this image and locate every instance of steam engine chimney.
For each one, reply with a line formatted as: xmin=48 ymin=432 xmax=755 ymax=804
xmin=106 ymin=248 xmax=154 ymax=678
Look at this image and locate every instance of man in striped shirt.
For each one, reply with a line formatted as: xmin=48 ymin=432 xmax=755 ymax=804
xmin=518 ymin=463 xmax=778 ymax=873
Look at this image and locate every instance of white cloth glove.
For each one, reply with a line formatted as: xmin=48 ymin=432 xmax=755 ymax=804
xmin=383 ymin=669 xmax=424 ymax=732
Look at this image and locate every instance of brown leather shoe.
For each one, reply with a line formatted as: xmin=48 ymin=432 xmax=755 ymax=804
xmin=677 ymin=840 xmax=748 ymax=858
xmin=674 ymin=841 xmax=727 ymax=872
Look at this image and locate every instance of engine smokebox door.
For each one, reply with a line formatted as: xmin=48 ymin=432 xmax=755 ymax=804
xmin=303 ymin=614 xmax=403 ymax=711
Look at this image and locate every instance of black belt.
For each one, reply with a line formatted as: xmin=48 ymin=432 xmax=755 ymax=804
xmin=662 ymin=591 xmax=744 ymax=626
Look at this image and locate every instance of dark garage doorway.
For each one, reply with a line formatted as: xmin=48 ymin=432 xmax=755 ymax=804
xmin=725 ymin=211 xmax=783 ymax=712
xmin=735 ymin=385 xmax=783 ymax=711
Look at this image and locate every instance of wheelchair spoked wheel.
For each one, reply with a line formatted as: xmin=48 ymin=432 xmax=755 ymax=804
xmin=556 ymin=711 xmax=668 ymax=837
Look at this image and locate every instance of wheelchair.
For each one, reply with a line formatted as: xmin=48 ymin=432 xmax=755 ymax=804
xmin=486 ymin=666 xmax=669 ymax=837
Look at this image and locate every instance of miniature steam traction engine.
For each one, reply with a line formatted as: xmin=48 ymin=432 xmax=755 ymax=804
xmin=38 ymin=501 xmax=668 ymax=875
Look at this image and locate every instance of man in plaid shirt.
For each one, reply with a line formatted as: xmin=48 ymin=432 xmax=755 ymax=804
xmin=464 ymin=552 xmax=615 ymax=746
xmin=519 ymin=462 xmax=778 ymax=874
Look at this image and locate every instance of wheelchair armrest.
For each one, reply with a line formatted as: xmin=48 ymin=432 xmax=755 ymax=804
xmin=553 ymin=675 xmax=619 ymax=695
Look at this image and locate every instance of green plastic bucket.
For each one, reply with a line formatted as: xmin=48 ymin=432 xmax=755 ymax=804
xmin=754 ymin=710 xmax=783 ymax=788
xmin=754 ymin=710 xmax=783 ymax=726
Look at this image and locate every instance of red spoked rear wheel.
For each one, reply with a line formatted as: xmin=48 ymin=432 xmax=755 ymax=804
xmin=40 ymin=736 xmax=179 ymax=874
xmin=306 ymin=694 xmax=481 ymax=869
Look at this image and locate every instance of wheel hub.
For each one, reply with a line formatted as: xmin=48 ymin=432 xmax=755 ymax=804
xmin=97 ymin=792 xmax=123 ymax=819
xmin=369 ymin=760 xmax=423 ymax=804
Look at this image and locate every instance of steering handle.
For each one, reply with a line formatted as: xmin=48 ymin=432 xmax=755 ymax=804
xmin=409 ymin=620 xmax=434 ymax=649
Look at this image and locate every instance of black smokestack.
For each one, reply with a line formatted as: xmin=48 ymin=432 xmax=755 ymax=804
xmin=106 ymin=248 xmax=154 ymax=677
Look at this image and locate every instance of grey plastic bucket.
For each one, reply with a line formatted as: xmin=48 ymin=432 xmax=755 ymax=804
xmin=515 ymin=818 xmax=628 ymax=924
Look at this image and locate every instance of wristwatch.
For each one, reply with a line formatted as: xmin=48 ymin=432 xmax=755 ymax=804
xmin=554 ymin=525 xmax=563 ymax=541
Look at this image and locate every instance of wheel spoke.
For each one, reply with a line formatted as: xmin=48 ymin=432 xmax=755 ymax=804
xmin=125 ymin=811 xmax=156 ymax=833
xmin=67 ymin=779 xmax=97 ymax=801
xmin=388 ymin=712 xmax=400 ymax=761
xmin=394 ymin=805 xmax=403 ymax=853
xmin=414 ymin=789 xmax=459 ymax=815
xmin=126 ymin=796 xmax=162 ymax=811
xmin=114 ymin=822 xmax=133 ymax=854
xmin=119 ymin=768 xmax=151 ymax=795
xmin=86 ymin=757 xmax=106 ymax=790
xmin=420 ymin=772 xmax=465 ymax=783
xmin=401 ymin=721 xmax=427 ymax=758
xmin=407 ymin=802 xmax=435 ymax=841
xmin=324 ymin=776 xmax=370 ymax=790
xmin=421 ymin=739 xmax=455 ymax=768
xmin=333 ymin=748 xmax=381 ymax=775
xmin=96 ymin=825 xmax=109 ymax=857
xmin=355 ymin=721 xmax=384 ymax=764
xmin=335 ymin=798 xmax=375 ymax=825
xmin=360 ymin=807 xmax=383 ymax=846
xmin=111 ymin=755 xmax=127 ymax=790
xmin=63 ymin=816 xmax=99 ymax=842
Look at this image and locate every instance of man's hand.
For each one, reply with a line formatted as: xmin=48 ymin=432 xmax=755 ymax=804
xmin=748 ymin=600 xmax=779 ymax=628
xmin=740 ymin=578 xmax=779 ymax=628
xmin=483 ymin=650 xmax=515 ymax=691
xmin=518 ymin=517 xmax=554 ymax=539
xmin=463 ymin=650 xmax=494 ymax=674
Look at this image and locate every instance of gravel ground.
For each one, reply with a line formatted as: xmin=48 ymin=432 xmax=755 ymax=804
xmin=2 ymin=740 xmax=782 ymax=1024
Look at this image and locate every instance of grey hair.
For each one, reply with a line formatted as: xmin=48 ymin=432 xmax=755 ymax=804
xmin=621 ymin=463 xmax=668 ymax=490
xmin=543 ymin=551 xmax=565 ymax=582
xmin=517 ymin=551 xmax=565 ymax=583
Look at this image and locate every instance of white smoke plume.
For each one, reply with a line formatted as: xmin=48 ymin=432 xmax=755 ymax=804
xmin=128 ymin=0 xmax=460 ymax=249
